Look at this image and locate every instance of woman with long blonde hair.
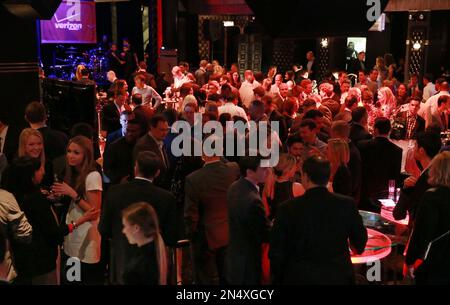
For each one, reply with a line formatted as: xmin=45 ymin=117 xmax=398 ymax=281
xmin=121 ymin=202 xmax=168 ymax=285
xmin=51 ymin=135 xmax=103 ymax=284
xmin=17 ymin=128 xmax=53 ymax=188
xmin=263 ymin=153 xmax=305 ymax=220
xmin=327 ymin=138 xmax=352 ymax=196
xmin=75 ymin=64 xmax=86 ymax=81
xmin=377 ymin=86 xmax=397 ymax=118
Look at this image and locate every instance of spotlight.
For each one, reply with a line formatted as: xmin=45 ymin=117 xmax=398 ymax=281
xmin=321 ymin=38 xmax=328 ymax=48
xmin=413 ymin=42 xmax=421 ymax=51
xmin=223 ymin=21 xmax=234 ymax=27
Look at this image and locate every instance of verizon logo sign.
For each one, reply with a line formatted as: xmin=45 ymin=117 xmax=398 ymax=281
xmin=54 ymin=0 xmax=82 ymax=31
xmin=55 ymin=22 xmax=82 ymax=31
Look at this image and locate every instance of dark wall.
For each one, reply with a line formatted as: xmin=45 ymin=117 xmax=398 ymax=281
xmin=117 ymin=1 xmax=144 ymax=60
xmin=427 ymin=11 xmax=450 ymax=78
xmin=177 ymin=11 xmax=199 ymax=66
xmin=0 ymin=6 xmax=40 ymax=128
xmin=95 ymin=2 xmax=112 ymax=43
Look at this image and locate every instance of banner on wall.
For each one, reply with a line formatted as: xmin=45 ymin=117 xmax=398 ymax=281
xmin=40 ymin=0 xmax=96 ymax=44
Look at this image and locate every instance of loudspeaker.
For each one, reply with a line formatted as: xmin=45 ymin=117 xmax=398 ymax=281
xmin=42 ymin=78 xmax=97 ymax=134
xmin=2 ymin=0 xmax=62 ymax=19
xmin=203 ymin=19 xmax=222 ymax=42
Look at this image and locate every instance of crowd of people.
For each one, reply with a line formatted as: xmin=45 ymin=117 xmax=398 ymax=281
xmin=0 ymin=49 xmax=449 ymax=285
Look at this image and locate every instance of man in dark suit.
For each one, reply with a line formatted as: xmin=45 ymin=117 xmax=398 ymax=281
xmin=103 ymin=119 xmax=143 ymax=186
xmin=350 ymin=107 xmax=372 ymax=145
xmin=394 ymin=131 xmax=442 ymax=222
xmin=269 ymin=156 xmax=367 ymax=284
xmin=331 ymin=120 xmax=362 ymax=204
xmin=131 ymin=93 xmax=153 ymax=134
xmin=105 ymin=110 xmax=135 ymax=149
xmin=350 ymin=51 xmax=366 ymax=74
xmin=0 ymin=111 xmax=22 ymax=163
xmin=101 ymin=94 xmax=127 ymax=136
xmin=133 ymin=115 xmax=171 ymax=189
xmin=184 ymin=139 xmax=240 ymax=285
xmin=226 ymin=156 xmax=271 ymax=285
xmin=391 ymin=98 xmax=425 ymax=140
xmin=99 ymin=151 xmax=178 ymax=284
xmin=358 ymin=118 xmax=403 ymax=212
xmin=24 ymin=101 xmax=68 ymax=162
xmin=305 ymin=51 xmax=318 ymax=81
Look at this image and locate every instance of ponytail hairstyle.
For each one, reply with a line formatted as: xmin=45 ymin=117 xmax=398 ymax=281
xmin=122 ymin=202 xmax=168 ymax=285
xmin=263 ymin=153 xmax=297 ymax=200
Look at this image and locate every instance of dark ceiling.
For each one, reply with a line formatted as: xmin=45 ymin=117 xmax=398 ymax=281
xmin=245 ymin=0 xmax=390 ymax=38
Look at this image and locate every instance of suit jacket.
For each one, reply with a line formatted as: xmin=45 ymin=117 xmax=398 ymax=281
xmin=350 ymin=123 xmax=372 ymax=145
xmin=351 ymin=59 xmax=366 ymax=74
xmin=358 ymin=137 xmax=403 ymax=208
xmin=1 ymin=125 xmax=22 ymax=163
xmin=133 ymin=133 xmax=170 ymax=189
xmin=405 ymin=187 xmax=450 ymax=284
xmin=393 ymin=169 xmax=431 ymax=222
xmin=305 ymin=60 xmax=318 ymax=80
xmin=101 ymin=102 xmax=121 ymax=135
xmin=272 ymin=94 xmax=286 ymax=112
xmin=348 ymin=141 xmax=362 ymax=204
xmin=103 ymin=137 xmax=135 ymax=185
xmin=321 ymin=98 xmax=341 ymax=119
xmin=38 ymin=126 xmax=68 ymax=162
xmin=184 ymin=161 xmax=240 ymax=250
xmin=333 ymin=165 xmax=352 ymax=197
xmin=226 ymin=178 xmax=271 ymax=285
xmin=133 ymin=105 xmax=152 ymax=133
xmin=391 ymin=111 xmax=425 ymax=140
xmin=99 ymin=178 xmax=178 ymax=284
xmin=105 ymin=129 xmax=124 ymax=148
xmin=429 ymin=111 xmax=449 ymax=131
xmin=269 ymin=187 xmax=367 ymax=284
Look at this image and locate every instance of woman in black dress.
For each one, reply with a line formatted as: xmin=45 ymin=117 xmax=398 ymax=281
xmin=263 ymin=153 xmax=305 ymax=221
xmin=327 ymin=138 xmax=352 ymax=197
xmin=405 ymin=152 xmax=450 ymax=284
xmin=2 ymin=156 xmax=99 ymax=284
xmin=121 ymin=202 xmax=168 ymax=285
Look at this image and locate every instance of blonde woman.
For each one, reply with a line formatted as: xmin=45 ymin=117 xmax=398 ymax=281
xmin=263 ymin=153 xmax=305 ymax=220
xmin=121 ymin=202 xmax=168 ymax=285
xmin=74 ymin=64 xmax=86 ymax=81
xmin=18 ymin=128 xmax=53 ymax=188
xmin=405 ymin=152 xmax=450 ymax=284
xmin=51 ymin=135 xmax=103 ymax=284
xmin=377 ymin=86 xmax=397 ymax=119
xmin=327 ymin=138 xmax=352 ymax=196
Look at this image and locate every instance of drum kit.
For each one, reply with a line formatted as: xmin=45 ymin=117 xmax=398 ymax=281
xmin=48 ymin=45 xmax=109 ymax=84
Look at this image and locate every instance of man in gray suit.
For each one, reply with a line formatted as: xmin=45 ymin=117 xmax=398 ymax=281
xmin=184 ymin=136 xmax=240 ymax=284
xmin=226 ymin=155 xmax=271 ymax=285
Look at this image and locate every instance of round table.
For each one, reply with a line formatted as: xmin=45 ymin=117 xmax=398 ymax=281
xmin=351 ymin=228 xmax=392 ymax=264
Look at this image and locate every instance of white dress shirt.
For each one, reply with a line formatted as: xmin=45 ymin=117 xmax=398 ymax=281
xmin=218 ymin=102 xmax=248 ymax=121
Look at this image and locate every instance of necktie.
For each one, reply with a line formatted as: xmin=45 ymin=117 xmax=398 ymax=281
xmin=160 ymin=143 xmax=169 ymax=169
xmin=441 ymin=112 xmax=448 ymax=130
